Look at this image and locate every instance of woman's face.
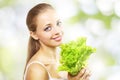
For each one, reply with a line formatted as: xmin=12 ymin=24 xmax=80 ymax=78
xmin=32 ymin=9 xmax=63 ymax=47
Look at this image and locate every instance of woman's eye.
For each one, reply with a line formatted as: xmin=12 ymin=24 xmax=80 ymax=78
xmin=57 ymin=21 xmax=62 ymax=27
xmin=44 ymin=26 xmax=51 ymax=32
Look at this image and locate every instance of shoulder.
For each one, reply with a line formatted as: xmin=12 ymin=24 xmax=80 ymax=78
xmin=26 ymin=62 xmax=49 ymax=80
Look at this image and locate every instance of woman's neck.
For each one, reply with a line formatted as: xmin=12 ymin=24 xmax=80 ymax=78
xmin=42 ymin=46 xmax=57 ymax=58
xmin=37 ymin=44 xmax=58 ymax=63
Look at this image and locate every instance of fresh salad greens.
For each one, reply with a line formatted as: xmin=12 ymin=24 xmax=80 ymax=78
xmin=58 ymin=37 xmax=96 ymax=76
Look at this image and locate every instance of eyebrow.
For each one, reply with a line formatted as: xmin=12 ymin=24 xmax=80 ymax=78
xmin=44 ymin=23 xmax=51 ymax=27
xmin=44 ymin=19 xmax=61 ymax=26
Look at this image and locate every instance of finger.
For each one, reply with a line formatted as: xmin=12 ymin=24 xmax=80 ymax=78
xmin=78 ymin=68 xmax=86 ymax=77
xmin=82 ymin=69 xmax=91 ymax=80
xmin=84 ymin=74 xmax=91 ymax=80
xmin=81 ymin=77 xmax=89 ymax=80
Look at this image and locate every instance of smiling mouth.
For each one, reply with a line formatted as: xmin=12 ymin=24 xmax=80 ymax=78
xmin=52 ymin=36 xmax=62 ymax=41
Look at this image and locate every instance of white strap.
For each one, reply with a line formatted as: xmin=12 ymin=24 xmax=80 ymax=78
xmin=23 ymin=61 xmax=50 ymax=80
xmin=23 ymin=61 xmax=66 ymax=80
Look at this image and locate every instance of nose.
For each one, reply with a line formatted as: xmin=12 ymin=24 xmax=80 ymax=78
xmin=53 ymin=26 xmax=62 ymax=35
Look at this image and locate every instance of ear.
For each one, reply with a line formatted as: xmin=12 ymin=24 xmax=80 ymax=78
xmin=30 ymin=31 xmax=39 ymax=40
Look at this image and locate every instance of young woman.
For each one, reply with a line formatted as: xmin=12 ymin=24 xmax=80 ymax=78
xmin=23 ymin=3 xmax=91 ymax=80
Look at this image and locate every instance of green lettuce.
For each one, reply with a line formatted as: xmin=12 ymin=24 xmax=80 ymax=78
xmin=58 ymin=37 xmax=96 ymax=76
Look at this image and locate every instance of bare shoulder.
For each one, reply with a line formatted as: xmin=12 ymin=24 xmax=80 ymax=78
xmin=26 ymin=63 xmax=49 ymax=80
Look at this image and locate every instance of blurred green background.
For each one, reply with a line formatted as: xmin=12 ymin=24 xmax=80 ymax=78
xmin=0 ymin=0 xmax=120 ymax=80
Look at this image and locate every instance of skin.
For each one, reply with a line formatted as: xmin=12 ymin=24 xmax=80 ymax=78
xmin=26 ymin=9 xmax=91 ymax=80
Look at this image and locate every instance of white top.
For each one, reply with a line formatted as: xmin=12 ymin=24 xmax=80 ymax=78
xmin=23 ymin=61 xmax=65 ymax=80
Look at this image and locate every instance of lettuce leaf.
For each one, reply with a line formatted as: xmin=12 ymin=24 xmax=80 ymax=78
xmin=58 ymin=37 xmax=96 ymax=76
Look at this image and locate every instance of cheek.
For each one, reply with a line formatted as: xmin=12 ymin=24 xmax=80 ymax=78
xmin=61 ymin=27 xmax=64 ymax=34
xmin=62 ymin=30 xmax=64 ymax=35
xmin=38 ymin=33 xmax=51 ymax=40
xmin=38 ymin=36 xmax=50 ymax=44
xmin=60 ymin=29 xmax=64 ymax=36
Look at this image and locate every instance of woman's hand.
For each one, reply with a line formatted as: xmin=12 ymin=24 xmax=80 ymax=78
xmin=68 ymin=68 xmax=91 ymax=80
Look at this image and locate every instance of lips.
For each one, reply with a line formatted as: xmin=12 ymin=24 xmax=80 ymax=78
xmin=52 ymin=36 xmax=62 ymax=41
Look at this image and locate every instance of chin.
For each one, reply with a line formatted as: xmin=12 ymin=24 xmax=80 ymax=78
xmin=53 ymin=42 xmax=62 ymax=47
xmin=55 ymin=43 xmax=62 ymax=47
